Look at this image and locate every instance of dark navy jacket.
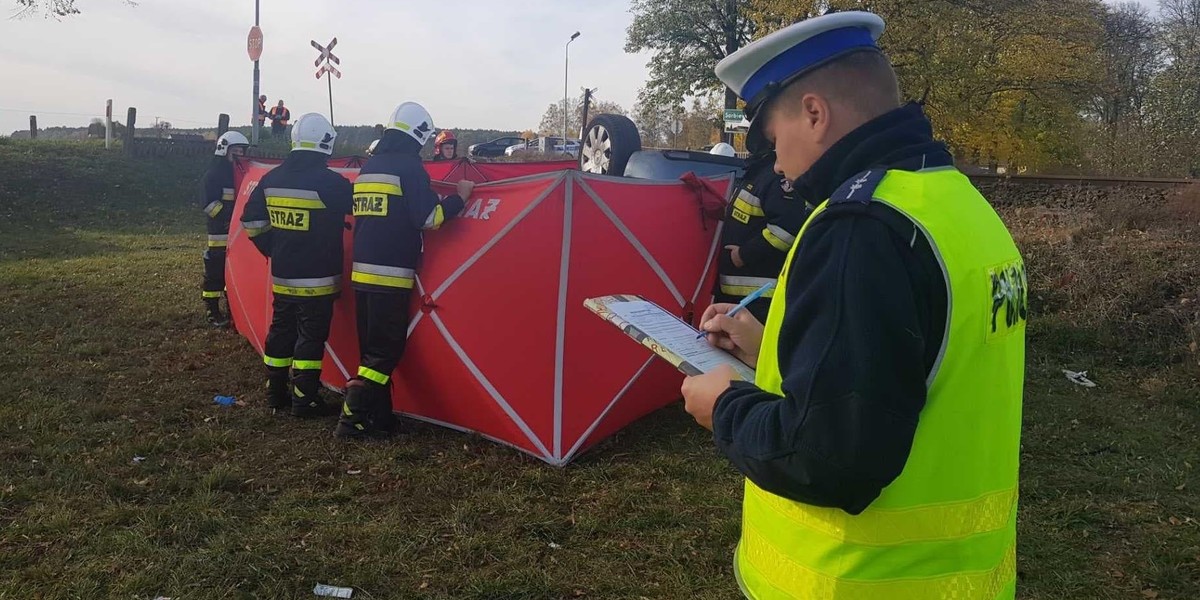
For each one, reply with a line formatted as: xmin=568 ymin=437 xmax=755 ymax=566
xmin=713 ymin=104 xmax=952 ymax=515
xmin=350 ymin=131 xmax=465 ymax=293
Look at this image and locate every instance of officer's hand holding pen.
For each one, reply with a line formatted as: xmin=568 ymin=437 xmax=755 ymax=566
xmin=699 ymin=303 xmax=764 ymax=367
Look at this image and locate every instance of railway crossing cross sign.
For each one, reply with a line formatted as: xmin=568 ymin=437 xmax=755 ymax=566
xmin=311 ymin=37 xmax=341 ymax=125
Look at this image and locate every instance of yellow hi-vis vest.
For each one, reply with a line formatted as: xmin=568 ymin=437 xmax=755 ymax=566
xmin=737 ymin=167 xmax=1026 ymax=599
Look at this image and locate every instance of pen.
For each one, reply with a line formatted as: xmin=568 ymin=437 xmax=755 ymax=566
xmin=696 ymin=280 xmax=776 ymax=339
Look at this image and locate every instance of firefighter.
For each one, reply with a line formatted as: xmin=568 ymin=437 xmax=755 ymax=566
xmin=712 ymin=142 xmax=811 ymax=322
xmin=432 ymin=130 xmax=458 ymax=161
xmin=268 ymin=100 xmax=291 ymax=136
xmin=200 ymin=131 xmax=249 ymax=327
xmin=335 ymin=102 xmax=475 ymax=439
xmin=241 ymin=113 xmax=353 ymax=417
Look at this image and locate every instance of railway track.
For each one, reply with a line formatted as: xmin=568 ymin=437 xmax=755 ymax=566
xmin=968 ymin=172 xmax=1197 ymax=188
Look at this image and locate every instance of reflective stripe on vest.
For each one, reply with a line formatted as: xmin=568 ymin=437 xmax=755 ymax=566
xmin=719 ymin=275 xmax=777 ymax=298
xmin=207 ymin=234 xmax=228 ymax=248
xmin=222 ymin=187 xmax=236 ymax=202
xmin=739 ymin=167 xmax=1024 ymax=600
xmin=272 ymin=275 xmax=341 ymax=297
xmin=351 ymin=262 xmax=415 ymax=289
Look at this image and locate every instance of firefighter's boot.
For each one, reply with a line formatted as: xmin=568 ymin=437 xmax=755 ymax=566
xmin=205 ymin=298 xmax=230 ymax=328
xmin=266 ymin=367 xmax=290 ymax=410
xmin=334 ymin=380 xmax=393 ymax=440
xmin=290 ymin=373 xmax=338 ymax=418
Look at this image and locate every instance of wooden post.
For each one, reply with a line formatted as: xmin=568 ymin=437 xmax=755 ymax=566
xmin=217 ymin=113 xmax=230 ymax=136
xmin=125 ymin=107 xmax=137 ymax=155
xmin=29 ymin=116 xmax=37 ymax=140
xmin=105 ymin=99 xmax=113 ymax=150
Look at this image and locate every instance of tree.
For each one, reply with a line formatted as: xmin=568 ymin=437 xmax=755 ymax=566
xmin=1082 ymin=2 xmax=1161 ymax=174
xmin=749 ymin=0 xmax=1107 ymax=170
xmin=633 ymin=100 xmax=676 ymax=147
xmin=538 ymin=96 xmax=626 ymax=138
xmin=625 ymin=0 xmax=755 ymax=111
xmin=12 ymin=0 xmax=135 ymax=18
xmin=1148 ymin=0 xmax=1200 ymax=174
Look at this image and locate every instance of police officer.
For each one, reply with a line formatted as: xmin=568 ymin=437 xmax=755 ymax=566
xmin=200 ymin=131 xmax=249 ymax=327
xmin=241 ymin=113 xmax=353 ymax=417
xmin=683 ymin=12 xmax=1025 ymax=599
xmin=335 ymin=102 xmax=474 ymax=439
xmin=710 ymin=142 xmax=810 ymax=322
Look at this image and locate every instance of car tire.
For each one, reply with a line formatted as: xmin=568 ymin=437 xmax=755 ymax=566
xmin=580 ymin=114 xmax=641 ymax=176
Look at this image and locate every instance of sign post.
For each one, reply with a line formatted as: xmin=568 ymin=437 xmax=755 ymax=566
xmin=311 ymin=38 xmax=341 ymax=127
xmin=670 ymin=118 xmax=683 ymax=148
xmin=723 ymin=108 xmax=749 ymax=134
xmin=248 ymin=3 xmax=263 ymax=144
xmin=105 ymin=99 xmax=113 ymax=150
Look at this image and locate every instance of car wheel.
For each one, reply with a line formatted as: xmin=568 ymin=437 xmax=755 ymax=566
xmin=580 ymin=114 xmax=641 ymax=176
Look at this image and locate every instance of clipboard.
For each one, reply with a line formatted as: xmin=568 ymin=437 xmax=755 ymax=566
xmin=585 ymin=295 xmax=755 ymax=380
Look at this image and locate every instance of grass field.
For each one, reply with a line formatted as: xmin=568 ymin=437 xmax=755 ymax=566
xmin=0 ymin=140 xmax=1197 ymax=599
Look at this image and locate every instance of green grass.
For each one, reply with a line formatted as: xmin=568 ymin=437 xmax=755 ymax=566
xmin=1 ymin=140 xmax=1198 ymax=599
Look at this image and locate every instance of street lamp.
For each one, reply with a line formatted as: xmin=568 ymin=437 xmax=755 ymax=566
xmin=564 ymin=31 xmax=580 ymax=152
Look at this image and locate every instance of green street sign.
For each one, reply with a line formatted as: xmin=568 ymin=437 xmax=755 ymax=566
xmin=723 ymin=109 xmax=745 ymax=123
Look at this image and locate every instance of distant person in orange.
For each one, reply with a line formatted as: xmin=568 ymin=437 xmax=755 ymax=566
xmin=268 ymin=100 xmax=291 ymax=136
xmin=257 ymin=95 xmax=268 ymax=129
xmin=432 ymin=130 xmax=458 ymax=161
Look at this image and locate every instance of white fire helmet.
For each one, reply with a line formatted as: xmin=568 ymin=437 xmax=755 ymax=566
xmin=386 ymin=102 xmax=435 ymax=146
xmin=214 ymin=131 xmax=249 ymax=157
xmin=290 ymin=113 xmax=337 ymax=155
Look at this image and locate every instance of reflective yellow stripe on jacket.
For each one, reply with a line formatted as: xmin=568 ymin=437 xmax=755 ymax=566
xmin=719 ymin=275 xmax=777 ymax=298
xmin=739 ymin=167 xmax=1025 ymax=600
xmin=350 ymin=262 xmax=415 ymax=289
xmin=272 ymin=275 xmax=341 ymax=297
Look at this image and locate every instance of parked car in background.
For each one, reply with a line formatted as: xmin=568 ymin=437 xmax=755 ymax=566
xmin=504 ymin=137 xmax=581 ymax=157
xmin=468 ymin=136 xmax=527 ymax=158
xmin=579 ymin=113 xmax=745 ymax=181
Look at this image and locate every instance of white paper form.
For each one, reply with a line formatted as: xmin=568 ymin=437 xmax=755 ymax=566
xmin=606 ymin=300 xmax=755 ymax=380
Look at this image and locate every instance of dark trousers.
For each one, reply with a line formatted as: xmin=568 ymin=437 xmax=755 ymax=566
xmin=355 ymin=290 xmax=412 ymax=385
xmin=271 ymin=122 xmax=286 ymax=136
xmin=264 ymin=296 xmax=336 ymax=396
xmin=202 ymin=248 xmax=226 ymax=298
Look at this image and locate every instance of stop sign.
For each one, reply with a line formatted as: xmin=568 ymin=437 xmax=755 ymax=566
xmin=247 ymin=26 xmax=263 ymax=61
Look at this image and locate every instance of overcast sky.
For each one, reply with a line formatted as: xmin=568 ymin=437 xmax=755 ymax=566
xmin=0 ymin=0 xmax=652 ymax=135
xmin=0 ymin=0 xmax=1162 ymax=137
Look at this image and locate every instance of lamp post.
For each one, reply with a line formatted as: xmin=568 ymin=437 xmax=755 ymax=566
xmin=564 ymin=31 xmax=580 ymax=151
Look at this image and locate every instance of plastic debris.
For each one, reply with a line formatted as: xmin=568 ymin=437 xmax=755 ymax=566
xmin=313 ymin=584 xmax=354 ymax=598
xmin=132 ymin=456 xmax=147 ymax=465
xmin=213 ymin=395 xmax=237 ymax=407
xmin=1063 ymin=370 xmax=1097 ymax=388
xmin=548 ymin=542 xmax=563 ymax=550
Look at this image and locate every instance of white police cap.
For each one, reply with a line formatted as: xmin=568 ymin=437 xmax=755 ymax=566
xmin=716 ymin=11 xmax=885 ymax=150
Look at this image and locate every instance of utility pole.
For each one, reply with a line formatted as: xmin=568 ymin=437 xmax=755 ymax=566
xmin=580 ymin=88 xmax=595 ymax=139
xmin=564 ymin=32 xmax=580 ymax=147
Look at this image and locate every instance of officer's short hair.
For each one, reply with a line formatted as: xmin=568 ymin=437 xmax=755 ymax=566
xmin=772 ymin=50 xmax=901 ymax=122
